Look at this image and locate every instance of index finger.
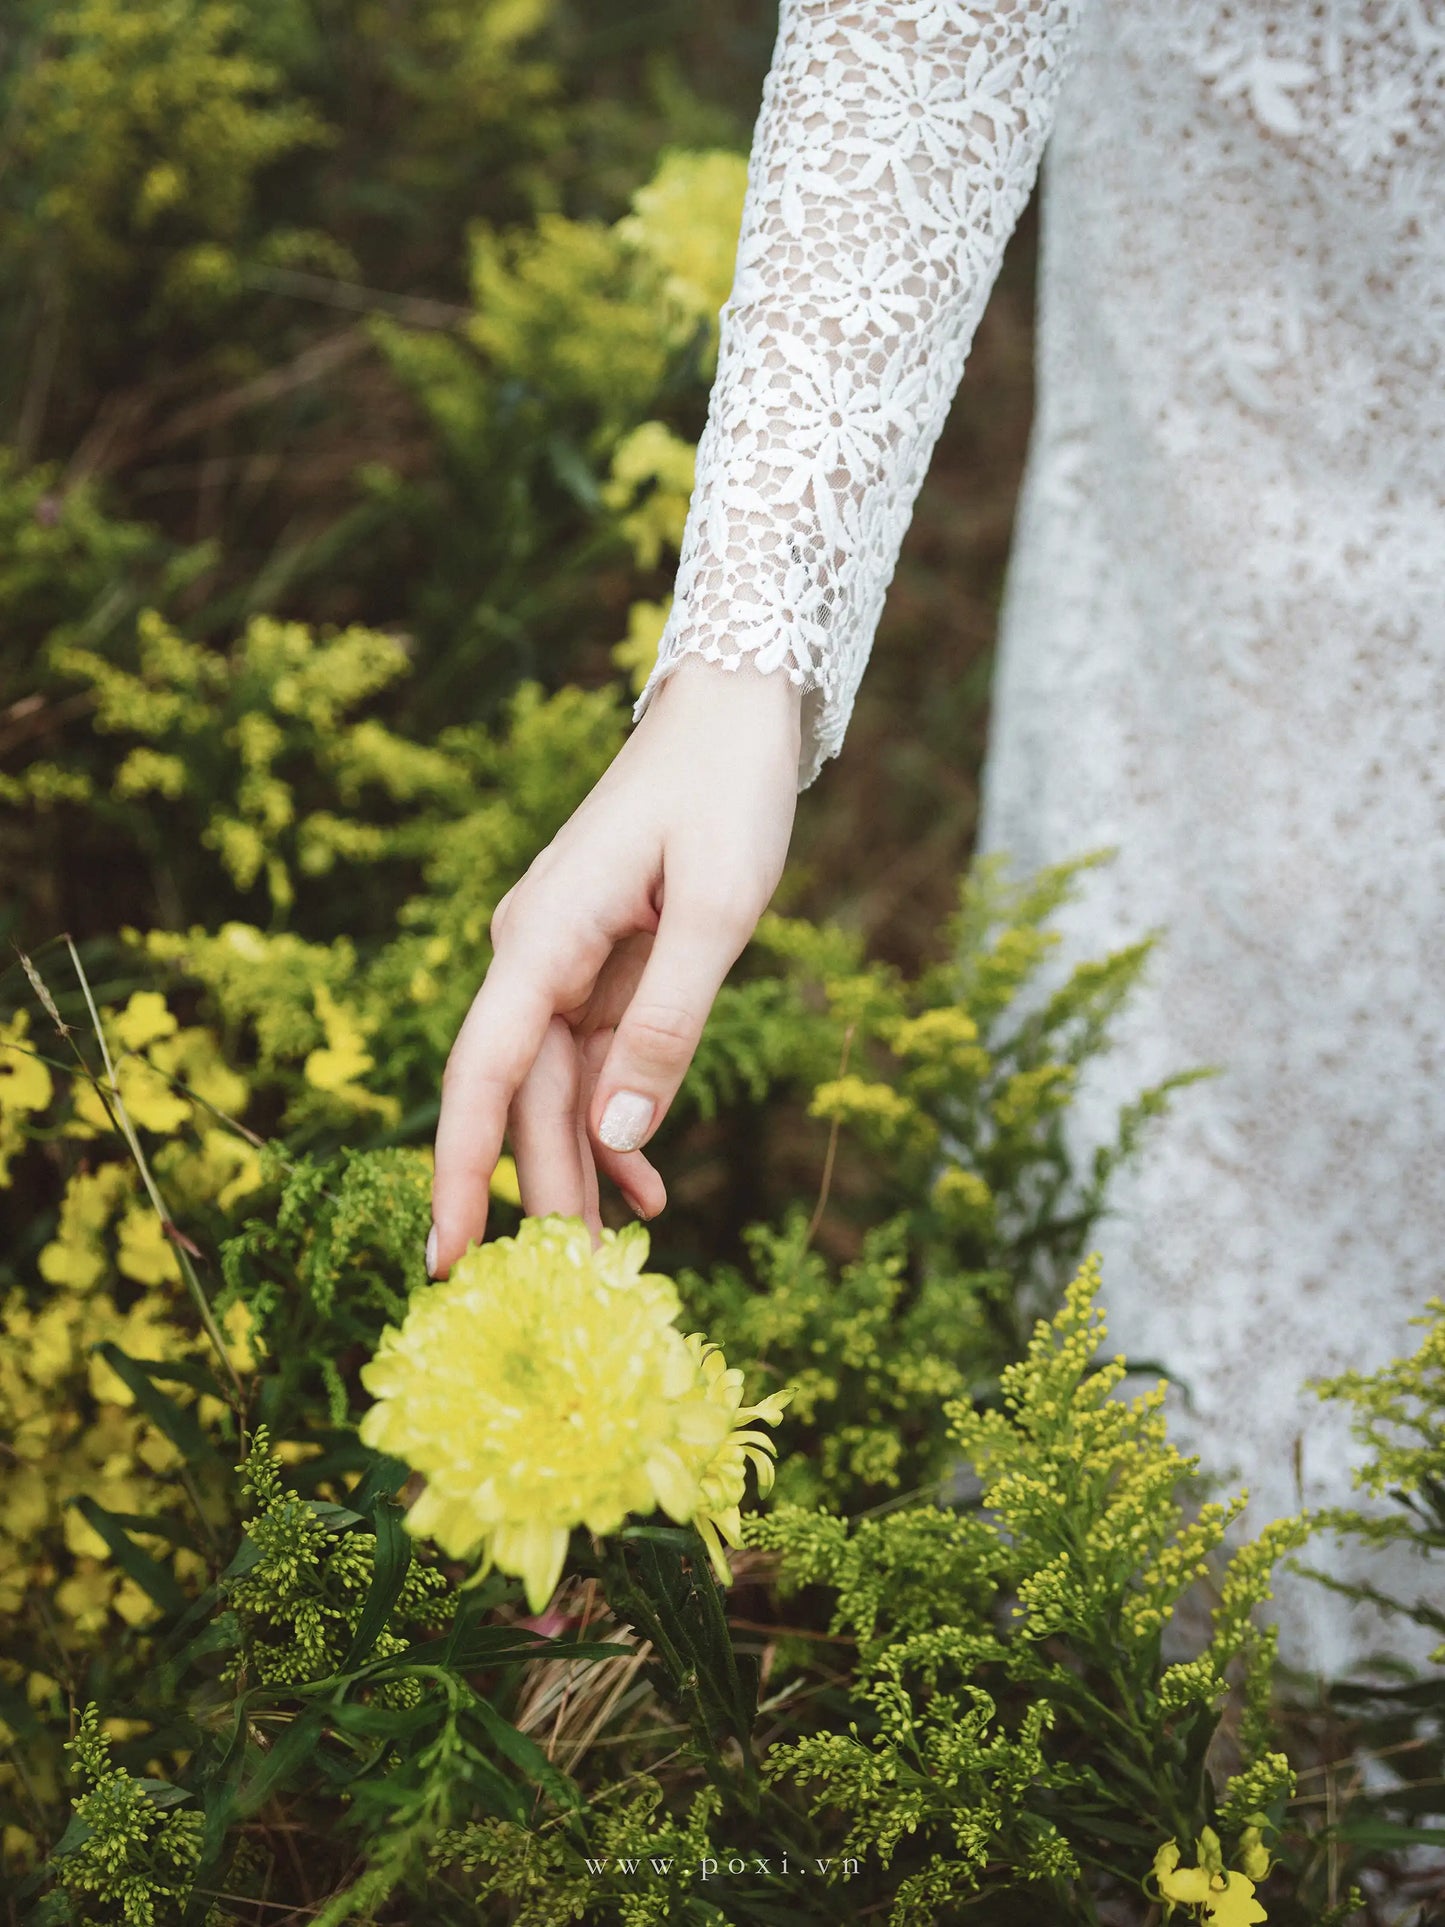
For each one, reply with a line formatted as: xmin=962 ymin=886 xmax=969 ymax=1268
xmin=431 ymin=922 xmax=602 ymax=1275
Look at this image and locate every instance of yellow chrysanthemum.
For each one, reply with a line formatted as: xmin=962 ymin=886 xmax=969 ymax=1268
xmin=678 ymin=1335 xmax=791 ymax=1583
xmin=359 ymin=1216 xmax=788 ymax=1612
xmin=1152 ymin=1840 xmax=1268 ymax=1926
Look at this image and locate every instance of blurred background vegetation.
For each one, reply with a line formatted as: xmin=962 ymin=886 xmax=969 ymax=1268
xmin=0 ymin=0 xmax=1035 ymax=964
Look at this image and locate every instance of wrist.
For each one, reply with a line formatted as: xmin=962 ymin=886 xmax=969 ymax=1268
xmin=648 ymin=651 xmax=804 ymax=733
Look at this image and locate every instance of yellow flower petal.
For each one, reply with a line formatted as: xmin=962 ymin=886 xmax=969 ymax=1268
xmin=491 ymin=1520 xmax=569 ymax=1616
xmin=1204 ymin=1872 xmax=1268 ymax=1927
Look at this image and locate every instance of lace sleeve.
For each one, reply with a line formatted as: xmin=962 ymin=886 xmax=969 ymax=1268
xmin=631 ymin=0 xmax=1084 ymax=790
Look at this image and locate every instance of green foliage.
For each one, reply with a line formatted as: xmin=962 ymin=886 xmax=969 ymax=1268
xmin=697 ymin=854 xmax=1202 ymax=1321
xmin=227 ymin=1427 xmax=447 ymax=1694
xmin=1310 ymin=1295 xmax=1445 ymax=1579
xmin=124 ymin=673 xmax=625 ymax=1128
xmin=219 ymin=1146 xmax=434 ymax=1425
xmin=751 ymin=1260 xmax=1308 ymax=1921
xmin=48 ymin=607 xmax=474 ymax=916
xmin=7 ymin=0 xmax=327 ymax=313
xmin=1290 ymin=1302 xmax=1445 ymax=1872
xmin=678 ymin=854 xmax=1205 ymax=1511
xmin=684 ymin=1210 xmax=993 ymax=1508
xmin=433 ymin=1782 xmax=724 ymax=1927
xmin=46 ymin=1706 xmax=203 ymax=1927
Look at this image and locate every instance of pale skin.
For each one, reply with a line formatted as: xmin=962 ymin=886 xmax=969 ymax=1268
xmin=428 ymin=655 xmax=805 ymax=1276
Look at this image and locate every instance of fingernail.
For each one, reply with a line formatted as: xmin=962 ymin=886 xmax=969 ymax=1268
xmin=598 ymin=1090 xmax=654 ymax=1152
xmin=622 ymin=1189 xmax=651 ymax=1222
xmin=425 ymin=1225 xmax=439 ymax=1278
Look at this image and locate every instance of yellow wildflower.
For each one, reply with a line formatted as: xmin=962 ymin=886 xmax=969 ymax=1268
xmin=809 ymin=1076 xmax=917 ymax=1133
xmin=38 ymin=1165 xmax=130 ymax=1292
xmin=0 ymin=1011 xmax=54 ymax=1185
xmin=617 ymin=149 xmax=748 ymax=349
xmin=221 ymin=1299 xmax=265 ymax=1375
xmin=489 ymin=1155 xmax=522 ymax=1208
xmin=2 ymin=1826 xmax=38 ymax=1873
xmin=54 ymin=1563 xmax=120 ymax=1636
xmin=931 ymin=1166 xmax=994 ymax=1228
xmin=112 ymin=1580 xmax=162 ymax=1629
xmin=602 ymin=423 xmax=695 ymax=570
xmin=73 ymin=1051 xmax=190 ymax=1136
xmin=26 ymin=1672 xmax=60 ymax=1709
xmin=359 ymin=1217 xmax=789 ymax=1613
xmin=303 ymin=982 xmax=373 ymax=1092
xmin=148 ymin=1026 xmax=248 ymax=1117
xmin=1 ymin=1014 xmax=52 ymax=1192
xmin=112 ymin=991 xmax=178 ymax=1053
xmin=101 ymin=1717 xmax=151 ymax=1744
xmin=612 ymin=598 xmax=669 ymax=697
xmin=1153 ymin=1840 xmax=1268 ymax=1926
xmin=116 ymin=1203 xmax=181 ymax=1287
xmin=159 ymin=1126 xmax=262 ymax=1213
xmin=0 ymin=1011 xmax=53 ymax=1113
xmin=302 ymin=982 xmax=396 ymax=1119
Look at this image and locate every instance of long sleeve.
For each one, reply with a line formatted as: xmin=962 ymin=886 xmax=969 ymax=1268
xmin=631 ymin=0 xmax=1085 ymax=790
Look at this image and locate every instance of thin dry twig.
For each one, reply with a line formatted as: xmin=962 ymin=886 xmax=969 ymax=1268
xmin=545 ymin=1577 xmax=598 ymax=1762
xmin=145 ymin=330 xmax=369 ymax=453
xmin=803 ymin=1019 xmax=857 ymax=1250
xmin=0 ymin=690 xmax=96 ymax=760
xmin=559 ymin=1641 xmax=657 ymax=1778
xmin=53 ymin=934 xmax=245 ymax=1401
xmin=236 ymin=263 xmax=471 ymax=329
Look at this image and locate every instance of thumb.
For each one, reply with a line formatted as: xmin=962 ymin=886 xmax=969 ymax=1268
xmin=589 ymin=891 xmax=748 ymax=1155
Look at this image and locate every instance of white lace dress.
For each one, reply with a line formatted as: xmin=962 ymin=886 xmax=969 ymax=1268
xmin=633 ymin=0 xmax=1445 ymax=1679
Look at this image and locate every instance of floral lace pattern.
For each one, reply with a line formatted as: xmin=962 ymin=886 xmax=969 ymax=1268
xmin=981 ymin=0 xmax=1445 ymax=1674
xmin=640 ymin=0 xmax=1445 ymax=1675
xmin=633 ymin=0 xmax=1083 ymax=788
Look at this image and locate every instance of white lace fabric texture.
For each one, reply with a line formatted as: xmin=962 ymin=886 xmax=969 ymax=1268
xmin=633 ymin=0 xmax=1082 ymax=788
xmin=638 ymin=0 xmax=1445 ymax=1678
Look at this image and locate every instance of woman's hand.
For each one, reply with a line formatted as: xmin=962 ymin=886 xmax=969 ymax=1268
xmin=428 ymin=656 xmax=803 ymax=1276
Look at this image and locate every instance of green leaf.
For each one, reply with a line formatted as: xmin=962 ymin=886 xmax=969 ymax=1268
xmin=220 ymin=1533 xmax=262 ymax=1580
xmin=106 ymin=1352 xmax=231 ymax=1398
xmin=85 ymin=1508 xmax=202 ymax=1551
xmin=338 ymin=1500 xmax=411 ymax=1671
xmin=93 ymin=1343 xmax=222 ymax=1465
xmin=234 ymin=1707 xmax=328 ymax=1820
xmin=637 ymin=1531 xmax=758 ymax=1752
xmin=306 ymin=1500 xmax=366 ymax=1531
xmin=618 ymin=1524 xmax=697 ymax=1551
xmin=370 ymin=1629 xmax=631 ymax=1675
xmin=1333 ymin=1818 xmax=1445 ymax=1849
xmin=466 ymin=1689 xmax=582 ymax=1812
xmin=71 ymin=1498 xmax=188 ymax=1616
xmin=346 ymin=1451 xmax=410 ymax=1514
xmin=133 ymin=1777 xmax=192 ymax=1809
xmin=546 ymin=434 xmax=601 ymax=510
xmin=180 ymin=1702 xmax=251 ymax=1926
xmin=49 ymin=1809 xmax=95 ymax=1858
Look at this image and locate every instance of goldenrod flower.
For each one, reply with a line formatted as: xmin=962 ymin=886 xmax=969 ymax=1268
xmin=359 ymin=1217 xmax=787 ymax=1612
xmin=1152 ymin=1840 xmax=1268 ymax=1926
